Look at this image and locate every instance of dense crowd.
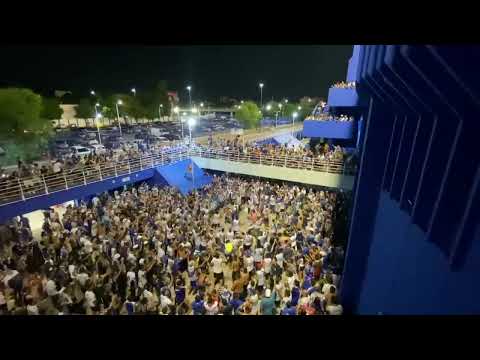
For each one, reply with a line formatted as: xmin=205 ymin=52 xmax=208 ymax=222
xmin=0 ymin=175 xmax=345 ymax=315
xmin=331 ymin=81 xmax=356 ymax=89
xmin=0 ymin=143 xmax=187 ymax=197
xmin=305 ymin=114 xmax=354 ymax=122
xmin=205 ymin=136 xmax=349 ymax=164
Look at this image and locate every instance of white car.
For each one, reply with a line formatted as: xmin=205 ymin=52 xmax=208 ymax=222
xmin=70 ymin=146 xmax=92 ymax=158
xmin=91 ymin=144 xmax=106 ymax=155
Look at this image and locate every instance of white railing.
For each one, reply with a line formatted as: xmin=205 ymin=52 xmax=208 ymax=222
xmin=191 ymin=146 xmax=355 ymax=176
xmin=0 ymin=145 xmax=356 ymax=206
xmin=0 ymin=147 xmax=189 ymax=206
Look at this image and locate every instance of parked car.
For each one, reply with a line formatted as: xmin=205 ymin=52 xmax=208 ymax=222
xmin=90 ymin=144 xmax=106 ymax=155
xmin=70 ymin=145 xmax=92 ymax=158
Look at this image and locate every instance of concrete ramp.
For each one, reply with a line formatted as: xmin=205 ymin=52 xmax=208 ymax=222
xmin=155 ymin=159 xmax=213 ymax=195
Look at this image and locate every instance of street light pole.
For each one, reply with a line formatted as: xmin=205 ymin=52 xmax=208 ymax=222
xmin=158 ymin=104 xmax=163 ymax=122
xmin=94 ymin=102 xmax=102 ymax=145
xmin=115 ymin=100 xmax=123 ymax=137
xmin=292 ymin=112 xmax=298 ymax=136
xmin=259 ymin=83 xmax=264 ymax=108
xmin=187 ymin=86 xmax=192 ymax=108
xmin=188 ymin=118 xmax=196 ymax=191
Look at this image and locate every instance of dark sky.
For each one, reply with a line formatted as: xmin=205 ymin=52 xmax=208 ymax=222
xmin=0 ymin=45 xmax=352 ymax=103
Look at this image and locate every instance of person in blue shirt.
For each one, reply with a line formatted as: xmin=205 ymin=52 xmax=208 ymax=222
xmin=192 ymin=295 xmax=205 ymax=315
xmin=281 ymin=301 xmax=297 ymax=315
xmin=175 ymin=279 xmax=186 ymax=305
xmin=230 ymin=292 xmax=244 ymax=313
xmin=291 ymin=280 xmax=301 ymax=306
xmin=302 ymin=275 xmax=312 ymax=290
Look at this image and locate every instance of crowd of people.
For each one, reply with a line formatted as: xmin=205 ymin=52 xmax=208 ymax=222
xmin=305 ymin=114 xmax=354 ymax=122
xmin=205 ymin=136 xmax=350 ymax=164
xmin=0 ymin=143 xmax=187 ymax=201
xmin=0 ymin=175 xmax=346 ymax=315
xmin=331 ymin=81 xmax=356 ymax=89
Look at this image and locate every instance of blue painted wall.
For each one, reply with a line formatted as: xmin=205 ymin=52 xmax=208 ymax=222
xmin=341 ymin=45 xmax=480 ymax=314
xmin=0 ymin=169 xmax=155 ymax=223
xmin=303 ymin=120 xmax=355 ymax=139
xmin=357 ymin=192 xmax=480 ymax=315
xmin=347 ymin=45 xmax=361 ymax=82
xmin=327 ymin=88 xmax=360 ymax=107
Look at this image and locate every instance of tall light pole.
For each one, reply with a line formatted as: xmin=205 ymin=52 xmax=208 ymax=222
xmin=259 ymin=83 xmax=264 ymax=108
xmin=90 ymin=90 xmax=95 ymax=96
xmin=186 ymin=86 xmax=192 ymax=107
xmin=277 ymin=103 xmax=282 ymax=127
xmin=158 ymin=104 xmax=163 ymax=121
xmin=266 ymin=104 xmax=272 ymax=127
xmin=131 ymin=88 xmax=136 ymax=97
xmin=188 ymin=117 xmax=196 ymax=191
xmin=292 ymin=111 xmax=298 ymax=136
xmin=94 ymin=104 xmax=102 ymax=145
xmin=115 ymin=100 xmax=123 ymax=137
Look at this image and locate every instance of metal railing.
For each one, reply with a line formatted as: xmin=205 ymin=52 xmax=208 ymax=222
xmin=0 ymin=145 xmax=356 ymax=206
xmin=0 ymin=147 xmax=190 ymax=206
xmin=191 ymin=146 xmax=356 ymax=176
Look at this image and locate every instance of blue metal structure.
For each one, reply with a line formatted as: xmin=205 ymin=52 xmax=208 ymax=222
xmin=341 ymin=45 xmax=480 ymax=314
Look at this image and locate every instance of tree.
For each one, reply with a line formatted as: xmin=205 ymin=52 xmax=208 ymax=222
xmin=236 ymin=101 xmax=262 ymax=129
xmin=0 ymin=88 xmax=45 ymax=136
xmin=138 ymin=80 xmax=171 ymax=121
xmin=41 ymin=97 xmax=63 ymax=120
xmin=264 ymin=101 xmax=280 ymax=117
xmin=0 ymin=88 xmax=52 ymax=164
xmin=75 ymin=98 xmax=94 ymax=119
xmin=282 ymin=103 xmax=298 ymax=117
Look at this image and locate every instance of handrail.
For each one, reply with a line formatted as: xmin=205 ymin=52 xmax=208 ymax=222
xmin=0 ymin=145 xmax=356 ymax=206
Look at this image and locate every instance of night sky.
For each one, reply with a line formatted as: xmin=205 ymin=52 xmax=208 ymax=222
xmin=0 ymin=45 xmax=353 ymax=103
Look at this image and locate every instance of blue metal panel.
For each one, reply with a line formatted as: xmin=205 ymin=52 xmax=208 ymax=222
xmin=302 ymin=120 xmax=355 ymax=139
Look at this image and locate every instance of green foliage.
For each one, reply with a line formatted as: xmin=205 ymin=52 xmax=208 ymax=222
xmin=41 ymin=97 xmax=63 ymax=120
xmin=264 ymin=101 xmax=280 ymax=116
xmin=138 ymin=81 xmax=171 ymax=119
xmin=0 ymin=88 xmax=45 ymax=136
xmin=0 ymin=88 xmax=52 ymax=165
xmin=75 ymin=98 xmax=94 ymax=119
xmin=282 ymin=103 xmax=297 ymax=117
xmin=236 ymin=101 xmax=262 ymax=129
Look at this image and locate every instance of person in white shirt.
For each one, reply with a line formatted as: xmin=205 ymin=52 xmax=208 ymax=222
xmin=256 ymin=268 xmax=265 ymax=291
xmin=211 ymin=253 xmax=224 ymax=286
xmin=204 ymin=295 xmax=219 ymax=315
xmin=263 ymin=255 xmax=272 ymax=275
xmin=245 ymin=253 xmax=254 ymax=274
xmin=275 ymin=251 xmax=284 ymax=269
xmin=76 ymin=272 xmax=89 ymax=287
xmin=160 ymin=293 xmax=173 ymax=309
xmin=84 ymin=290 xmax=96 ymax=309
xmin=326 ymin=295 xmax=343 ymax=315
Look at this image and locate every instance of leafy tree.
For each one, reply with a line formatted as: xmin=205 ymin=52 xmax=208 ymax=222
xmin=298 ymin=98 xmax=315 ymax=118
xmin=41 ymin=97 xmax=63 ymax=120
xmin=236 ymin=101 xmax=262 ymax=129
xmin=0 ymin=88 xmax=52 ymax=164
xmin=264 ymin=101 xmax=280 ymax=116
xmin=139 ymin=80 xmax=171 ymax=120
xmin=75 ymin=98 xmax=94 ymax=119
xmin=0 ymin=88 xmax=46 ymax=136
